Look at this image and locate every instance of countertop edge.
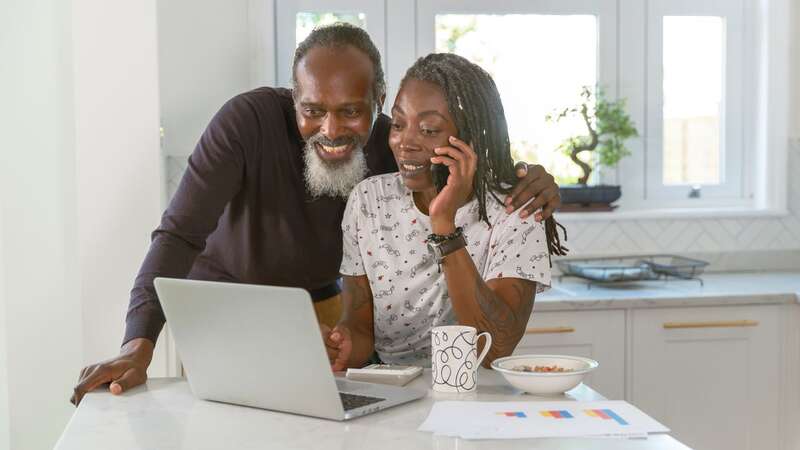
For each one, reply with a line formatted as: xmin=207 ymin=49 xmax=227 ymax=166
xmin=533 ymin=291 xmax=800 ymax=312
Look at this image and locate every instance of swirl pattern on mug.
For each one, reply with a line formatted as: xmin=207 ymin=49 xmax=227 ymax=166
xmin=432 ymin=330 xmax=479 ymax=392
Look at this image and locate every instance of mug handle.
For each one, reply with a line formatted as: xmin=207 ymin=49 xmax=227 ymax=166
xmin=475 ymin=332 xmax=493 ymax=367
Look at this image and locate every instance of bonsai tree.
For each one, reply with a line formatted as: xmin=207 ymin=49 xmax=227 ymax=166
xmin=546 ymin=86 xmax=638 ymax=185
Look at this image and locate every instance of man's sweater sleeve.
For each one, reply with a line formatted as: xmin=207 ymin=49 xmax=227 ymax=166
xmin=122 ymin=94 xmax=256 ymax=345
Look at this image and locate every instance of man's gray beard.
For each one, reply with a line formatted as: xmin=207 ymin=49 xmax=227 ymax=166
xmin=303 ymin=142 xmax=368 ymax=200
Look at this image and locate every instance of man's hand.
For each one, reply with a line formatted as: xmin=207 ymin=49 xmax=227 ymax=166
xmin=321 ymin=323 xmax=352 ymax=372
xmin=505 ymin=163 xmax=561 ymax=221
xmin=70 ymin=338 xmax=154 ymax=406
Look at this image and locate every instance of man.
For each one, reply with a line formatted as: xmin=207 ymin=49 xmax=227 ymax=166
xmin=70 ymin=23 xmax=561 ymax=405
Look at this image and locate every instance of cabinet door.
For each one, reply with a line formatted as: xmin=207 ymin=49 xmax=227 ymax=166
xmin=515 ymin=309 xmax=626 ymax=400
xmin=631 ymin=305 xmax=780 ymax=450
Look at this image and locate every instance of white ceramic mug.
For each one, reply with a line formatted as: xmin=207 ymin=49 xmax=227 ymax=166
xmin=431 ymin=325 xmax=492 ymax=393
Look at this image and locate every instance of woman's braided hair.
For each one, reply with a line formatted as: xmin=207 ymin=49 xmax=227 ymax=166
xmin=401 ymin=53 xmax=568 ymax=257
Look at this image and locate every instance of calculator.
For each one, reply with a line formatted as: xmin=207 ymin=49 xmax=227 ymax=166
xmin=345 ymin=364 xmax=423 ymax=386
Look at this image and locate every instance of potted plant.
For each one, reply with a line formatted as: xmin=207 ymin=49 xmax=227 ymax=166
xmin=546 ymin=86 xmax=638 ymax=211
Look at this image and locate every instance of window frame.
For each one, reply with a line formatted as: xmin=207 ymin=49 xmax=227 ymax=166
xmin=274 ymin=0 xmax=386 ymax=89
xmin=414 ymin=0 xmax=618 ymax=104
xmin=413 ymin=0 xmax=618 ymax=187
xmin=644 ymin=0 xmax=749 ymax=205
xmin=264 ymin=0 xmax=789 ymax=215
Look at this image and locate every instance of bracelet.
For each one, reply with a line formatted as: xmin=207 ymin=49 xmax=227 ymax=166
xmin=426 ymin=227 xmax=463 ymax=244
xmin=426 ymin=227 xmax=467 ymax=273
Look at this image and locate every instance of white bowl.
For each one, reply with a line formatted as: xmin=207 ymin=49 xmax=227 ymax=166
xmin=491 ymin=354 xmax=599 ymax=395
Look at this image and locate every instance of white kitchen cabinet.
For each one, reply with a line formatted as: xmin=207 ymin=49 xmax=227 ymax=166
xmin=631 ymin=305 xmax=781 ymax=450
xmin=515 ymin=309 xmax=626 ymax=400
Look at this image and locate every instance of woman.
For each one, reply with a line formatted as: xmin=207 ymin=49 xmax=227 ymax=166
xmin=327 ymin=53 xmax=567 ymax=369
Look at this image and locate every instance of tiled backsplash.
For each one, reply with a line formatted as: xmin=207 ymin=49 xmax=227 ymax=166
xmin=164 ymin=139 xmax=800 ymax=269
xmin=557 ymin=140 xmax=800 ymax=258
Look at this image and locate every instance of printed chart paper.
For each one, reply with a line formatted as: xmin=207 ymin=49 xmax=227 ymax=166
xmin=418 ymin=400 xmax=669 ymax=440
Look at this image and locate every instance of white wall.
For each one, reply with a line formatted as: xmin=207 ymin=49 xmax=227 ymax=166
xmin=792 ymin=0 xmax=800 ymax=133
xmin=0 ymin=0 xmax=163 ymax=449
xmin=72 ymin=0 xmax=163 ymax=371
xmin=0 ymin=1 xmax=82 ymax=449
xmin=158 ymin=0 xmax=253 ymax=157
xmin=0 ymin=203 xmax=9 ymax=450
xmin=156 ymin=0 xmax=255 ymax=372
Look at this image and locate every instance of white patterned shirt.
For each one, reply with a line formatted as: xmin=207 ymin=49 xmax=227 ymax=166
xmin=340 ymin=173 xmax=551 ymax=366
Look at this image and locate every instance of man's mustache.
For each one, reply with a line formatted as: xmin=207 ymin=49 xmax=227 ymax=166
xmin=306 ymin=133 xmax=360 ymax=148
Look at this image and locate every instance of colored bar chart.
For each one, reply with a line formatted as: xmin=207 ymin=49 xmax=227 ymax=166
xmin=496 ymin=411 xmax=527 ymax=418
xmin=585 ymin=408 xmax=629 ymax=425
xmin=495 ymin=408 xmax=629 ymax=424
xmin=539 ymin=410 xmax=574 ymax=419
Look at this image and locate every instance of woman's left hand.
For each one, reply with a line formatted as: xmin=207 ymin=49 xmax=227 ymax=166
xmin=429 ymin=136 xmax=477 ymax=233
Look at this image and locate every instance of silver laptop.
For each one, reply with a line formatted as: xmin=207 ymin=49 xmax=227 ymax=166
xmin=153 ymin=277 xmax=424 ymax=420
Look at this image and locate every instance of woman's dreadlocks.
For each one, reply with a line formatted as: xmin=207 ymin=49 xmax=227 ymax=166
xmin=401 ymin=53 xmax=568 ymax=257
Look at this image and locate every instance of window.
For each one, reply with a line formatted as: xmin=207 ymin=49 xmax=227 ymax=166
xmin=295 ymin=12 xmax=366 ymax=46
xmin=270 ymin=0 xmax=787 ymax=213
xmin=434 ymin=14 xmax=598 ymax=184
xmin=662 ymin=17 xmax=724 ymax=187
xmin=416 ymin=0 xmax=617 ymax=186
xmin=646 ymin=0 xmax=745 ymax=204
xmin=275 ymin=1 xmax=385 ymax=88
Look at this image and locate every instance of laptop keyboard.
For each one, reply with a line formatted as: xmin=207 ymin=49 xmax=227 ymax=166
xmin=339 ymin=392 xmax=385 ymax=411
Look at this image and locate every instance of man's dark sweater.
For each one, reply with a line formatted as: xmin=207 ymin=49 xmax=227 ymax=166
xmin=124 ymin=87 xmax=397 ymax=345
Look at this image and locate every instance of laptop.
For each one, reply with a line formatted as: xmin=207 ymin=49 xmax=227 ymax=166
xmin=153 ymin=277 xmax=425 ymax=420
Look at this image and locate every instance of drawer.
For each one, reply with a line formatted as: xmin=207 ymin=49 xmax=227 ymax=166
xmin=514 ymin=309 xmax=626 ymax=399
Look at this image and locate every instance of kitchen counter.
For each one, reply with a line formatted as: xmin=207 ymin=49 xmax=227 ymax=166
xmin=535 ymin=271 xmax=800 ymax=311
xmin=55 ymin=369 xmax=689 ymax=450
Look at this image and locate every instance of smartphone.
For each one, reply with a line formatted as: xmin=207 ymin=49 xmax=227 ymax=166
xmin=431 ymin=163 xmax=448 ymax=193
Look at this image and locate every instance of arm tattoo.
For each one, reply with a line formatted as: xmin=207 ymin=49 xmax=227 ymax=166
xmin=473 ymin=279 xmax=534 ymax=363
xmin=474 ymin=279 xmax=516 ymax=331
xmin=340 ymin=276 xmax=375 ymax=363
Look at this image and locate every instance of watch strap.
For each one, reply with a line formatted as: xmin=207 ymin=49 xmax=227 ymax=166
xmin=435 ymin=233 xmax=467 ymax=260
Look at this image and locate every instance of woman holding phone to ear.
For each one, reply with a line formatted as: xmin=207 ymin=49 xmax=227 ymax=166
xmin=326 ymin=53 xmax=567 ymax=370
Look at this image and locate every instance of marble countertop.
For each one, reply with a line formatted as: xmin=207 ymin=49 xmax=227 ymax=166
xmin=535 ymin=271 xmax=800 ymax=311
xmin=55 ymin=369 xmax=690 ymax=450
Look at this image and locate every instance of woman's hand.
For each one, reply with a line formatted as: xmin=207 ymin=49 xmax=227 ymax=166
xmin=320 ymin=323 xmax=353 ymax=372
xmin=429 ymin=136 xmax=477 ymax=233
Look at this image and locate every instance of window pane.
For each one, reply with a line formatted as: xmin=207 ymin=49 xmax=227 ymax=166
xmin=662 ymin=16 xmax=724 ymax=186
xmin=296 ymin=12 xmax=366 ymax=45
xmin=436 ymin=15 xmax=597 ymax=185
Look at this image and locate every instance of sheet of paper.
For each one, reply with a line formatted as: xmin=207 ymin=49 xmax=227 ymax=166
xmin=418 ymin=400 xmax=669 ymax=440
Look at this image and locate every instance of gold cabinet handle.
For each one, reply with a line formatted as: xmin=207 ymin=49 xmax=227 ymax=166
xmin=663 ymin=320 xmax=759 ymax=329
xmin=526 ymin=326 xmax=575 ymax=334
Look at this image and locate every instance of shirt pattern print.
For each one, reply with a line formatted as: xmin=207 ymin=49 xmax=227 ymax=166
xmin=340 ymin=173 xmax=551 ymax=366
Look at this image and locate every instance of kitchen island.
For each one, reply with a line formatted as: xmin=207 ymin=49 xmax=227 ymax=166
xmin=55 ymin=369 xmax=688 ymax=450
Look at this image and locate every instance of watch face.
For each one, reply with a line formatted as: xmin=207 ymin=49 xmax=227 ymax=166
xmin=427 ymin=242 xmax=442 ymax=260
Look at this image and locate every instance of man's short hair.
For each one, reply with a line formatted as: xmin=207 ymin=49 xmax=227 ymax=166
xmin=292 ymin=22 xmax=386 ymax=111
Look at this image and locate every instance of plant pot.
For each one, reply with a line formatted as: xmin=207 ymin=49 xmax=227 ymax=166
xmin=559 ymin=185 xmax=621 ymax=211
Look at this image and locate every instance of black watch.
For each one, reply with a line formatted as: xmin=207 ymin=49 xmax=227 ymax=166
xmin=427 ymin=233 xmax=467 ymax=264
